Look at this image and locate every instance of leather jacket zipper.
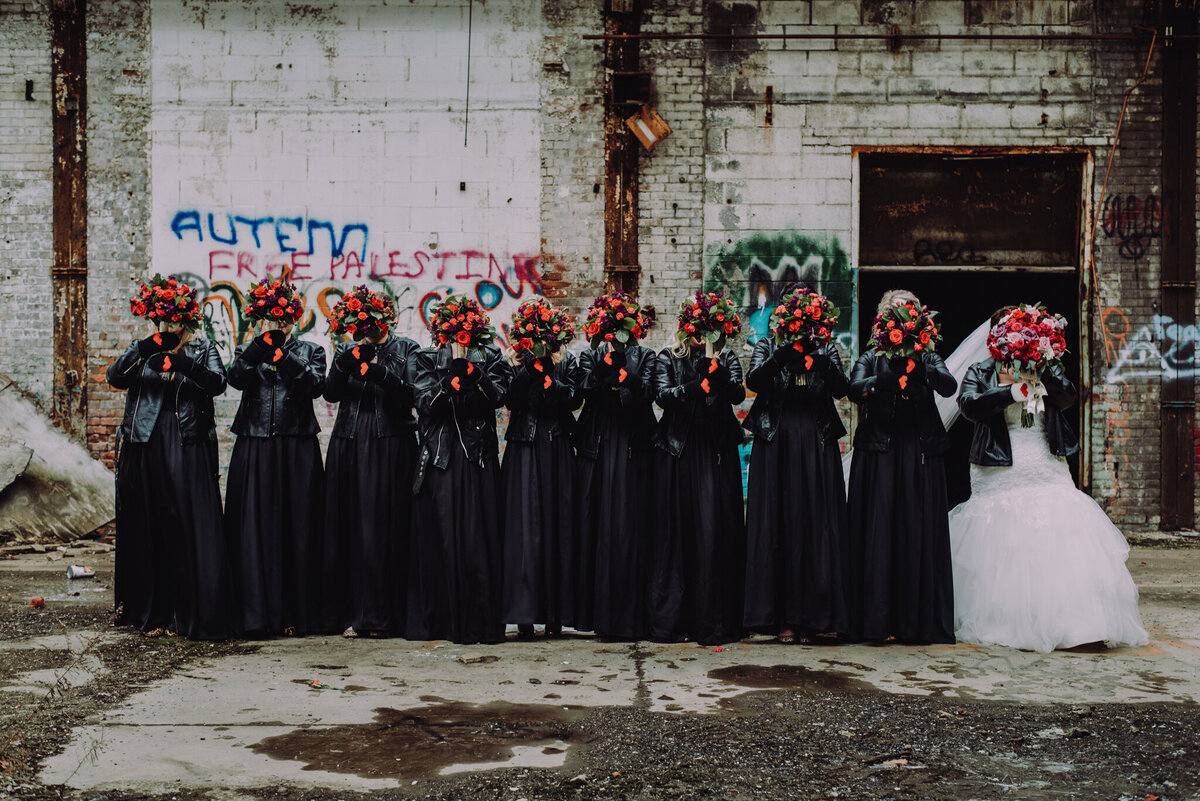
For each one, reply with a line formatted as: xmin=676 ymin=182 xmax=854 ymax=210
xmin=174 ymin=371 xmax=183 ymax=431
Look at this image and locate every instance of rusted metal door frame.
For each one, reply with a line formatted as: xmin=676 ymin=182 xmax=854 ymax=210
xmin=602 ymin=0 xmax=641 ymax=296
xmin=50 ymin=0 xmax=88 ymax=442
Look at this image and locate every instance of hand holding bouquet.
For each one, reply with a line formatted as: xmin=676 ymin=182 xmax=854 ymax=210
xmin=584 ymin=290 xmax=655 ymax=352
xmin=768 ymin=288 xmax=839 ymax=371
xmin=129 ymin=274 xmax=202 ymax=332
xmin=243 ymin=277 xmax=304 ymax=326
xmin=869 ymin=300 xmax=941 ymax=391
xmin=329 ymin=284 xmax=396 ymax=341
xmin=675 ymin=290 xmax=743 ymax=354
xmin=429 ymin=294 xmax=496 ymax=355
xmin=510 ymin=298 xmax=575 ymax=360
xmin=988 ymin=303 xmax=1068 ymax=426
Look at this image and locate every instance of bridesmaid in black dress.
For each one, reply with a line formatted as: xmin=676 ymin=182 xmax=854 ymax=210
xmin=406 ymin=295 xmax=513 ymax=644
xmin=845 ymin=289 xmax=958 ymax=644
xmin=647 ymin=312 xmax=747 ymax=647
xmin=108 ymin=275 xmax=237 ymax=639
xmin=322 ymin=286 xmax=420 ymax=637
xmin=501 ymin=298 xmax=583 ymax=638
xmin=743 ymin=289 xmax=851 ymax=643
xmin=574 ymin=291 xmax=658 ymax=640
xmin=226 ymin=278 xmax=327 ymax=637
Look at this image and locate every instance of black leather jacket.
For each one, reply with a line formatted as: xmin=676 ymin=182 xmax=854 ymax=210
xmin=744 ymin=339 xmax=849 ymax=446
xmin=573 ymin=344 xmax=659 ymax=460
xmin=652 ymin=348 xmax=746 ymax=457
xmin=958 ymin=359 xmax=1080 ymax=465
xmin=107 ymin=337 xmax=227 ymax=451
xmin=324 ymin=336 xmax=420 ymax=439
xmin=849 ymin=351 xmax=957 ymax=455
xmin=410 ymin=345 xmax=513 ymax=492
xmin=504 ymin=352 xmax=584 ymax=444
xmin=227 ymin=338 xmax=326 ymax=437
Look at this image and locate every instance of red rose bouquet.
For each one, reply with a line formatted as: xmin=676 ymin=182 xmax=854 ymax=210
xmin=768 ymin=288 xmax=839 ymax=357
xmin=987 ymin=303 xmax=1068 ymax=376
xmin=328 ymin=284 xmax=396 ymax=341
xmin=869 ymin=301 xmax=941 ymax=357
xmin=428 ymin=293 xmax=496 ymax=350
xmin=243 ymin=278 xmax=304 ymax=324
xmin=129 ymin=274 xmax=203 ymax=331
xmin=584 ymin=290 xmax=656 ymax=352
xmin=510 ymin=298 xmax=575 ymax=358
xmin=675 ymin=290 xmax=742 ymax=352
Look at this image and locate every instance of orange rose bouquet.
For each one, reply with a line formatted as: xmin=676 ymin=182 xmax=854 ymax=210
xmin=428 ymin=293 xmax=496 ymax=349
xmin=583 ymin=290 xmax=655 ymax=352
xmin=510 ymin=298 xmax=575 ymax=358
xmin=243 ymin=277 xmax=304 ymax=324
xmin=328 ymin=284 xmax=396 ymax=341
xmin=675 ymin=290 xmax=742 ymax=352
xmin=129 ymin=274 xmax=203 ymax=332
xmin=869 ymin=300 xmax=941 ymax=357
xmin=768 ymin=288 xmax=838 ymax=354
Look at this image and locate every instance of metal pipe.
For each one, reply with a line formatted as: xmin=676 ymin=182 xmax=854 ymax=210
xmin=582 ymin=31 xmax=1195 ymax=42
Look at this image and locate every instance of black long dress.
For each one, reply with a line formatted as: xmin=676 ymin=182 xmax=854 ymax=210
xmin=573 ymin=344 xmax=659 ymax=640
xmin=501 ymin=353 xmax=583 ymax=630
xmin=406 ymin=345 xmax=514 ymax=644
xmin=225 ymin=337 xmax=327 ymax=637
xmin=647 ymin=348 xmax=747 ymax=646
xmin=845 ymin=350 xmax=958 ymax=644
xmin=322 ymin=336 xmax=421 ymax=636
xmin=743 ymin=340 xmax=851 ymax=637
xmin=107 ymin=337 xmax=238 ymax=640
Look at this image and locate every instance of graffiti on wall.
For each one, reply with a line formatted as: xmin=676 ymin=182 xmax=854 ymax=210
xmin=166 ymin=209 xmax=542 ymax=362
xmin=1100 ymin=194 xmax=1169 ymax=262
xmin=1103 ymin=309 xmax=1198 ymax=384
xmin=703 ymin=232 xmax=855 ymax=350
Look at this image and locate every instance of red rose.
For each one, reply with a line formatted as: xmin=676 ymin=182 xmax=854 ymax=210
xmin=358 ymin=311 xmax=368 ymax=320
xmin=162 ymin=288 xmax=176 ymax=301
xmin=271 ymin=307 xmax=285 ymax=317
xmin=888 ymin=329 xmax=903 ymax=344
xmin=346 ymin=297 xmax=362 ymax=312
xmin=455 ymin=331 xmax=471 ymax=346
xmin=519 ymin=337 xmax=533 ymax=350
xmin=347 ymin=323 xmax=357 ymax=334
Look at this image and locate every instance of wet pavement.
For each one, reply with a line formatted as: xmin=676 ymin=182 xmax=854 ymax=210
xmin=2 ymin=544 xmax=1199 ymax=800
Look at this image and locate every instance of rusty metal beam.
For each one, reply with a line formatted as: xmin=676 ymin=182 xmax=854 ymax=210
xmin=602 ymin=1 xmax=641 ymax=297
xmin=51 ymin=0 xmax=87 ymax=442
xmin=1159 ymin=4 xmax=1197 ymax=531
xmin=583 ymin=30 xmax=1195 ymax=43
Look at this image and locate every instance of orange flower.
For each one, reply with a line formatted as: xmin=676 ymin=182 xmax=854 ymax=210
xmin=455 ymin=330 xmax=471 ymax=345
xmin=919 ymin=331 xmax=931 ymax=344
xmin=271 ymin=307 xmax=285 ymax=317
xmin=888 ymin=328 xmax=903 ymax=344
xmin=357 ymin=311 xmax=368 ymax=320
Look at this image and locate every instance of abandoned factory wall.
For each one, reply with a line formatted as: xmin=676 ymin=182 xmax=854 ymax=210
xmin=0 ymin=0 xmax=1195 ymax=532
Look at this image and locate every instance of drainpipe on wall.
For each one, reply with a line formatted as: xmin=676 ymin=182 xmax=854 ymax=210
xmin=602 ymin=0 xmax=641 ymax=297
xmin=50 ymin=0 xmax=88 ymax=443
xmin=1159 ymin=4 xmax=1197 ymax=531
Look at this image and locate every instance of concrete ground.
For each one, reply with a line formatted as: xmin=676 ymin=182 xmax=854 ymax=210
xmin=1 ymin=544 xmax=1198 ymax=800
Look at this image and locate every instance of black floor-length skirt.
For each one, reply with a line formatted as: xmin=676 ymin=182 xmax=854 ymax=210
xmin=115 ymin=410 xmax=239 ymax=640
xmin=226 ymin=434 xmax=325 ymax=636
xmin=406 ymin=449 xmax=504 ymax=644
xmin=845 ymin=401 xmax=955 ymax=644
xmin=744 ymin=394 xmax=849 ymax=636
xmin=648 ymin=427 xmax=746 ymax=646
xmin=322 ymin=404 xmax=417 ymax=636
xmin=501 ymin=427 xmax=576 ymax=628
xmin=575 ymin=412 xmax=652 ymax=639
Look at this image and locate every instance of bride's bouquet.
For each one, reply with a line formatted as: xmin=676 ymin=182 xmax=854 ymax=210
xmin=768 ymin=288 xmax=838 ymax=368
xmin=987 ymin=303 xmax=1068 ymax=426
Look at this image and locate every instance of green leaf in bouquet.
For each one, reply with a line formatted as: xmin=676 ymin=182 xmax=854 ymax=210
xmin=615 ymin=329 xmax=630 ymax=344
xmin=622 ymin=316 xmax=637 ymax=330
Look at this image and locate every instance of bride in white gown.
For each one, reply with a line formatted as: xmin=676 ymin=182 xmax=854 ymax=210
xmin=946 ymin=311 xmax=1149 ymax=653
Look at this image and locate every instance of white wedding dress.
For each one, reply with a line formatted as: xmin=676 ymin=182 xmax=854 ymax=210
xmin=948 ymin=403 xmax=1150 ymax=652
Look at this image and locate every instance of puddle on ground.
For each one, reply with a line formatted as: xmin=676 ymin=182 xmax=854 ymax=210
xmin=707 ymin=664 xmax=876 ymax=695
xmin=250 ymin=700 xmax=587 ymax=780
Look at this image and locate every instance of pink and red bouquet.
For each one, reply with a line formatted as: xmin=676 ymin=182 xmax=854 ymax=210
xmin=429 ymin=293 xmax=496 ymax=348
xmin=584 ymin=290 xmax=656 ymax=351
xmin=987 ymin=303 xmax=1068 ymax=376
xmin=510 ymin=298 xmax=575 ymax=358
xmin=869 ymin=301 xmax=941 ymax=357
xmin=129 ymin=274 xmax=203 ymax=331
xmin=675 ymin=290 xmax=742 ymax=351
xmin=328 ymin=285 xmax=396 ymax=341
xmin=243 ymin=278 xmax=304 ymax=324
xmin=768 ymin=288 xmax=839 ymax=355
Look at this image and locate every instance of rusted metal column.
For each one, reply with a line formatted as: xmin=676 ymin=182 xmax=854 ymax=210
xmin=602 ymin=1 xmax=641 ymax=296
xmin=50 ymin=0 xmax=88 ymax=442
xmin=1159 ymin=3 xmax=1197 ymax=530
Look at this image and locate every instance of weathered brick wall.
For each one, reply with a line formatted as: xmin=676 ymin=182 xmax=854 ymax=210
xmin=0 ymin=1 xmax=54 ymax=405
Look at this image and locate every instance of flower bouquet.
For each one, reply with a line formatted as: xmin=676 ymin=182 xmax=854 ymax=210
xmin=584 ymin=290 xmax=656 ymax=352
xmin=243 ymin=278 xmax=305 ymax=328
xmin=129 ymin=274 xmax=203 ymax=332
xmin=675 ymin=290 xmax=742 ymax=355
xmin=328 ymin=285 xmax=396 ymax=341
xmin=869 ymin=300 xmax=942 ymax=391
xmin=768 ymin=288 xmax=839 ymax=370
xmin=429 ymin=293 xmax=496 ymax=357
xmin=988 ymin=303 xmax=1068 ymax=426
xmin=510 ymin=298 xmax=575 ymax=358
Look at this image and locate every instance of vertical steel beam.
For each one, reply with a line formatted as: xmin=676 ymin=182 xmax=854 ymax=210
xmin=602 ymin=1 xmax=641 ymax=296
xmin=50 ymin=0 xmax=88 ymax=442
xmin=1159 ymin=4 xmax=1197 ymax=530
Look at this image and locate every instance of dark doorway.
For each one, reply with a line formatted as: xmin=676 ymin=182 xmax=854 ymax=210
xmin=857 ymin=270 xmax=1082 ymax=508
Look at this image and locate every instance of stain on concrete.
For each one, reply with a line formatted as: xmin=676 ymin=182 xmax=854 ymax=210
xmin=707 ymin=663 xmax=877 ymax=695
